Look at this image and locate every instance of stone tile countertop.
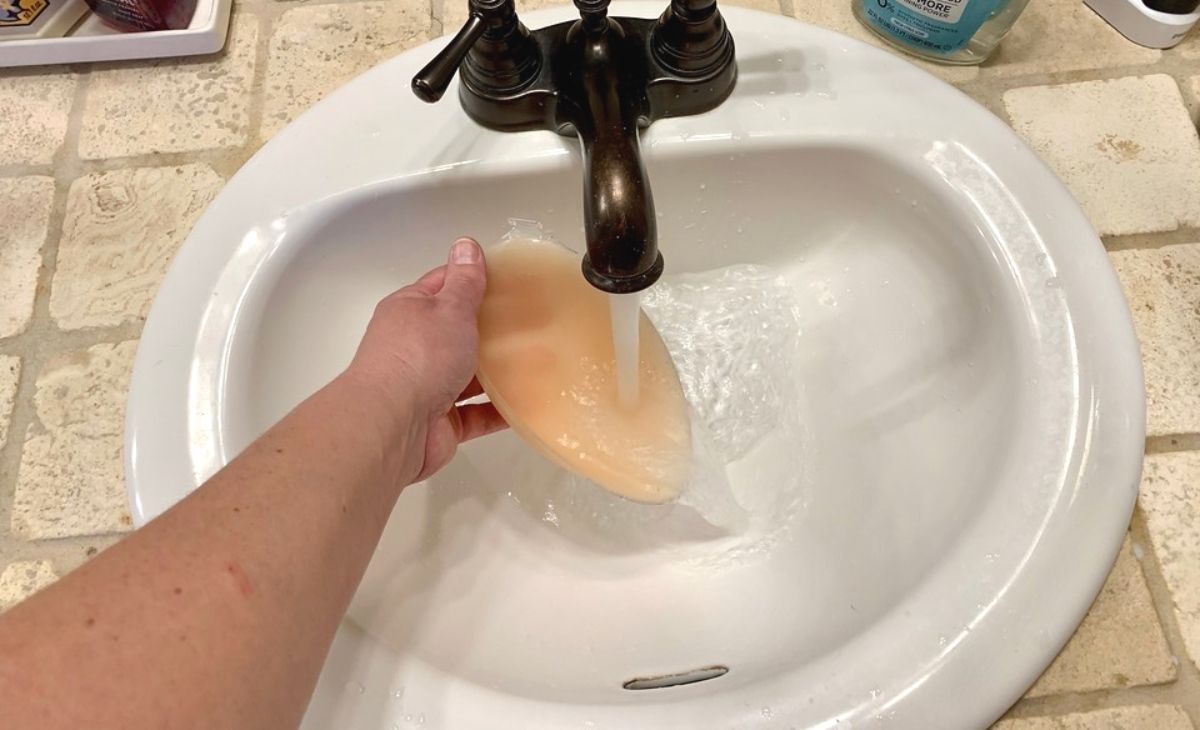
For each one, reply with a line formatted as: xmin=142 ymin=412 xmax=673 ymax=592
xmin=1 ymin=0 xmax=1199 ymax=726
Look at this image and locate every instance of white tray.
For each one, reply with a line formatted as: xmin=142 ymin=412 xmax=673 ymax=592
xmin=0 ymin=0 xmax=231 ymax=68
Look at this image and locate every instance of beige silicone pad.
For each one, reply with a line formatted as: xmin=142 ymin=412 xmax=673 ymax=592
xmin=476 ymin=239 xmax=692 ymax=503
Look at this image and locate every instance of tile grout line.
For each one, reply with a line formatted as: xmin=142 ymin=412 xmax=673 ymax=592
xmin=1105 ymin=230 xmax=1200 ymax=252
xmin=243 ymin=0 xmax=283 ymax=158
xmin=1128 ymin=503 xmax=1200 ymax=725
xmin=1147 ymin=434 xmax=1200 ymax=455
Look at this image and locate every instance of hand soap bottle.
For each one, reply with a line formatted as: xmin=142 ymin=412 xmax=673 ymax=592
xmin=853 ymin=0 xmax=1031 ymax=65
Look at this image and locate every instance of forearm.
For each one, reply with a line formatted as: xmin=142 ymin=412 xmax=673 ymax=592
xmin=0 ymin=374 xmax=417 ymax=730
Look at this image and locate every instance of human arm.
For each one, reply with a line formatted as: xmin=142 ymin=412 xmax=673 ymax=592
xmin=0 ymin=238 xmax=503 ymax=730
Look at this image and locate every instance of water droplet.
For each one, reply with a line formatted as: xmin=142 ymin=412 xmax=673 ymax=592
xmin=1045 ymin=277 xmax=1060 ymax=289
xmin=1035 ymin=253 xmax=1048 ymax=265
xmin=761 ymin=706 xmax=774 ymax=718
xmin=1131 ymin=542 xmax=1145 ymax=560
xmin=870 ymin=687 xmax=882 ymax=699
xmin=344 ymin=681 xmax=365 ymax=694
xmin=418 ymin=714 xmax=426 ymax=725
xmin=699 ymin=183 xmax=707 ymax=190
xmin=390 ymin=687 xmax=405 ymax=700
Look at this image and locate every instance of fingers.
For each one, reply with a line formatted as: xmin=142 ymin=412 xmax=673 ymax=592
xmin=440 ymin=238 xmax=487 ymax=316
xmin=455 ymin=402 xmax=507 ymax=443
xmin=404 ymin=265 xmax=448 ymax=297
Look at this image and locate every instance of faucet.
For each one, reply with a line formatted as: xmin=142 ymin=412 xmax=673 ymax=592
xmin=411 ymin=0 xmax=737 ymax=293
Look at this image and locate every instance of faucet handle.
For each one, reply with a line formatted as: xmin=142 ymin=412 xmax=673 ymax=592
xmin=412 ymin=12 xmax=487 ymax=102
xmin=652 ymin=0 xmax=735 ymax=79
xmin=413 ymin=0 xmax=541 ymax=104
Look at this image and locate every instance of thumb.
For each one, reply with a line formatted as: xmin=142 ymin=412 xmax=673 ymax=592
xmin=440 ymin=237 xmax=487 ymax=315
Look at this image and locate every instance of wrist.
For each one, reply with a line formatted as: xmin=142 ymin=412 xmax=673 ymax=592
xmin=327 ymin=369 xmax=426 ymax=491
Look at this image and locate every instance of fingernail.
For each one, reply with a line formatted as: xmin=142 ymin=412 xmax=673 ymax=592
xmin=451 ymin=238 xmax=481 ymax=264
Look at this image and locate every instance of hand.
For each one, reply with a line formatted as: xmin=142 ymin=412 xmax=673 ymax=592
xmin=345 ymin=238 xmax=507 ymax=486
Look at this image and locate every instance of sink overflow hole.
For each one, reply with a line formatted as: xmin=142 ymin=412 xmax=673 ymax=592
xmin=622 ymin=665 xmax=729 ymax=690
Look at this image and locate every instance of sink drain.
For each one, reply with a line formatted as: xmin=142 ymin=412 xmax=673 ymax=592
xmin=622 ymin=665 xmax=729 ymax=690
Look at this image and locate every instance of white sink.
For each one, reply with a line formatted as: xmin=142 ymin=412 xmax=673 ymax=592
xmin=126 ymin=5 xmax=1145 ymax=728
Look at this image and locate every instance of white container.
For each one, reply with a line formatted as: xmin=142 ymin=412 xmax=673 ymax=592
xmin=0 ymin=0 xmax=230 ymax=67
xmin=1086 ymin=0 xmax=1200 ymax=48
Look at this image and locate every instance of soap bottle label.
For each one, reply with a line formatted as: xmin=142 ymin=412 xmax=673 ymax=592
xmin=858 ymin=0 xmax=1003 ymax=54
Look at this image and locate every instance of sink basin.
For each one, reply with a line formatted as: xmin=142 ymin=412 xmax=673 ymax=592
xmin=125 ymin=5 xmax=1145 ymax=728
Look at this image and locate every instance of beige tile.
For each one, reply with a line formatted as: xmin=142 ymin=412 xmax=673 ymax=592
xmin=0 ymin=355 xmax=19 ymax=451
xmin=444 ymin=0 xmax=575 ymax=29
xmin=1025 ymin=537 xmax=1174 ymax=696
xmin=262 ymin=1 xmax=432 ymax=139
xmin=50 ymin=165 xmax=223 ymax=331
xmin=789 ymin=0 xmax=979 ymax=83
xmin=0 ymin=72 xmax=76 ymax=166
xmin=993 ymin=705 xmax=1195 ymax=730
xmin=446 ymin=0 xmax=780 ymax=29
xmin=78 ymin=16 xmax=258 ymax=160
xmin=1111 ymin=244 xmax=1200 ymax=436
xmin=722 ymin=0 xmax=781 ymax=12
xmin=984 ymin=0 xmax=1160 ymax=77
xmin=0 ymin=176 xmax=54 ymax=339
xmin=1139 ymin=451 xmax=1200 ymax=672
xmin=1004 ymin=76 xmax=1200 ymax=237
xmin=12 ymin=341 xmax=137 ymax=540
xmin=0 ymin=561 xmax=58 ymax=612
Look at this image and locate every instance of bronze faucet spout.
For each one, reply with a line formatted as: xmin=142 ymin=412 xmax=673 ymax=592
xmin=411 ymin=0 xmax=736 ymax=293
xmin=571 ymin=19 xmax=662 ymax=292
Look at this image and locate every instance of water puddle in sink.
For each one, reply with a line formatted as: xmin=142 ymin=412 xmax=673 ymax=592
xmin=500 ymin=262 xmax=812 ymax=570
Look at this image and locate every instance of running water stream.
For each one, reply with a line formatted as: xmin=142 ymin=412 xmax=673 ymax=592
xmin=609 ymin=291 xmax=642 ymax=408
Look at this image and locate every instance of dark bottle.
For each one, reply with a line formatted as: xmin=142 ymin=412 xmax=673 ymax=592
xmin=85 ymin=0 xmax=197 ymax=31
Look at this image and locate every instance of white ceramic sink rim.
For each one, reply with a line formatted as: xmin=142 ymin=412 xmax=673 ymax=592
xmin=126 ymin=5 xmax=1145 ymax=728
